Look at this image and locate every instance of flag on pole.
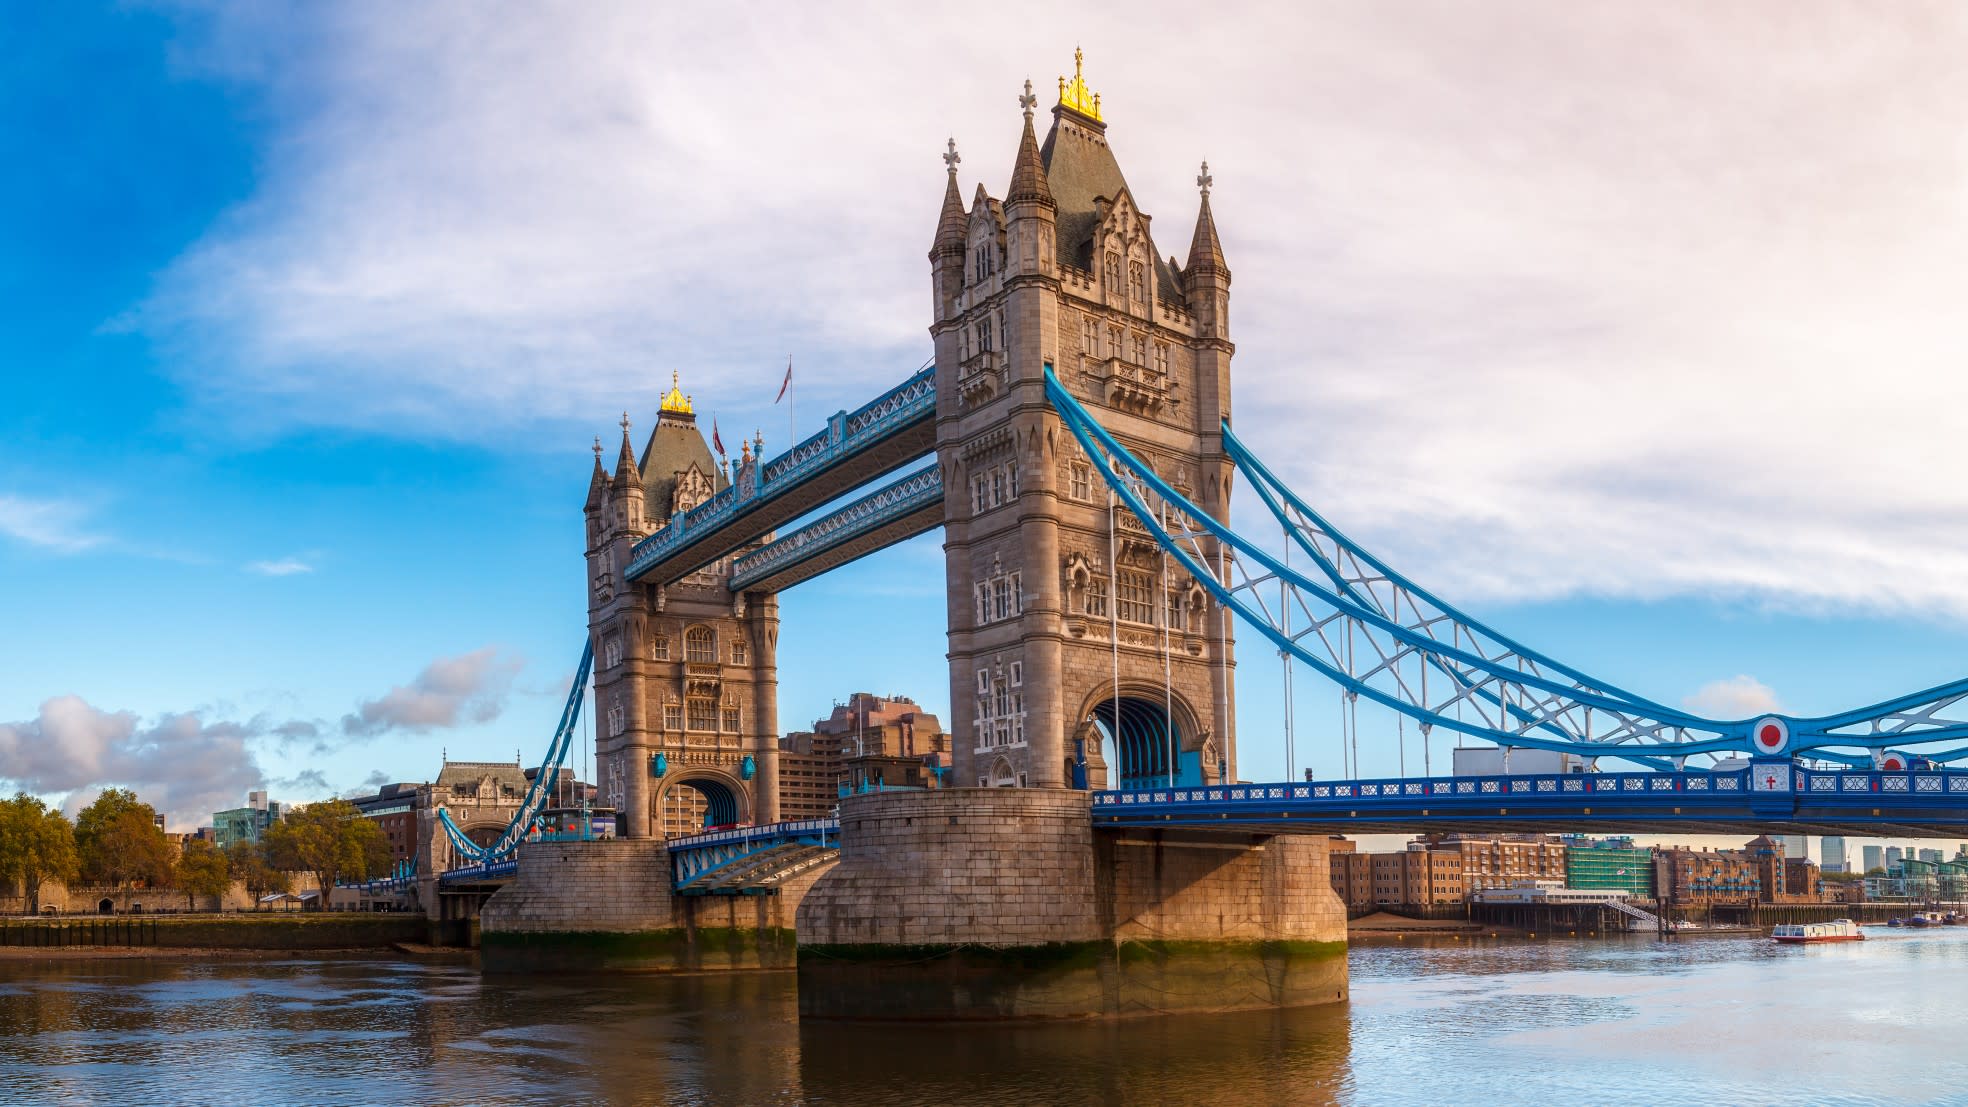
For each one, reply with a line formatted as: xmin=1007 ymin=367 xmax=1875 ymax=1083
xmin=711 ymin=418 xmax=725 ymax=459
xmin=775 ymin=357 xmax=792 ymax=403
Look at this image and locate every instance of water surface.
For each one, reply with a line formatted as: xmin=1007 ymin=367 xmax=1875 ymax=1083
xmin=4 ymin=929 xmax=1967 ymax=1105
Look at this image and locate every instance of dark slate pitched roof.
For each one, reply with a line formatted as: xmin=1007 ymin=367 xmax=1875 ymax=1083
xmin=1038 ymin=108 xmax=1183 ymax=303
xmin=638 ymin=411 xmax=727 ymax=522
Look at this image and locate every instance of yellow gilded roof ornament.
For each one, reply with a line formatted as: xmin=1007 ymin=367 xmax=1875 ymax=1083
xmin=659 ymin=370 xmax=693 ymax=415
xmin=1058 ymin=46 xmax=1101 ymax=122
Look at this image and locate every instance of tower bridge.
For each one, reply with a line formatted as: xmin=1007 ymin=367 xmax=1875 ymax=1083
xmin=453 ymin=54 xmax=1968 ymax=1018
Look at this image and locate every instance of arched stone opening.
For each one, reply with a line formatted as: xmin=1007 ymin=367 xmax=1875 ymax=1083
xmin=656 ymin=774 xmax=747 ymax=836
xmin=97 ymin=898 xmax=113 ymax=915
xmin=1087 ymin=694 xmax=1204 ymax=790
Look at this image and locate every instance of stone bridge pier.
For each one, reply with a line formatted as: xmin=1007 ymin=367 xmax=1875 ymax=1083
xmin=794 ymin=788 xmax=1347 ymax=1019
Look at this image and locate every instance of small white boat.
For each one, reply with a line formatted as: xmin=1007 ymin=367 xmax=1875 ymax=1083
xmin=1772 ymin=919 xmax=1866 ymax=944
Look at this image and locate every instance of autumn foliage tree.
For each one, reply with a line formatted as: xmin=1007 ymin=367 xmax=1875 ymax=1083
xmin=75 ymin=789 xmax=175 ymax=901
xmin=263 ymin=800 xmax=388 ymax=908
xmin=0 ymin=793 xmax=80 ymax=915
xmin=224 ymin=840 xmax=291 ymax=907
xmin=174 ymin=838 xmax=232 ymax=911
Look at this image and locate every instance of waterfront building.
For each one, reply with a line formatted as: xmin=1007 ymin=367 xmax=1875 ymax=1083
xmin=777 ymin=730 xmax=846 ymax=821
xmin=818 ymin=693 xmax=950 ymax=796
xmin=1429 ymin=833 xmax=1567 ymax=893
xmin=1561 ymin=835 xmax=1656 ymax=898
xmin=1654 ymin=847 xmax=1760 ymax=907
xmin=1821 ymin=836 xmax=1847 ymax=874
xmin=1864 ymin=845 xmax=1884 ymax=873
xmin=1325 ymin=839 xmax=1461 ymax=913
xmin=212 ymin=791 xmax=284 ymax=850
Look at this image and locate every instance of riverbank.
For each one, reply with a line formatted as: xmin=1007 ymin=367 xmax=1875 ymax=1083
xmin=0 ymin=914 xmax=427 ymax=951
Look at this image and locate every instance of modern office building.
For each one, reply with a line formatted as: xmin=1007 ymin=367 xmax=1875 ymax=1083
xmin=1863 ymin=845 xmax=1885 ymax=873
xmin=212 ymin=790 xmax=284 ymax=850
xmin=1886 ymin=846 xmax=1904 ymax=869
xmin=1779 ymin=834 xmax=1809 ymax=862
xmin=1562 ymin=835 xmax=1656 ymax=897
xmin=1820 ymin=836 xmax=1848 ymax=874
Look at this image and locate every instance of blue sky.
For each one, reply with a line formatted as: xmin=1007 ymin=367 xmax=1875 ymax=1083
xmin=4 ymin=4 xmax=1968 ymax=845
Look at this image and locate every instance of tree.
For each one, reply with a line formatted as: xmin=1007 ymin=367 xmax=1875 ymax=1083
xmin=262 ymin=800 xmax=388 ymax=909
xmin=74 ymin=789 xmax=175 ymax=900
xmin=225 ymin=840 xmax=291 ymax=908
xmin=174 ymin=838 xmax=232 ymax=911
xmin=0 ymin=794 xmax=80 ymax=915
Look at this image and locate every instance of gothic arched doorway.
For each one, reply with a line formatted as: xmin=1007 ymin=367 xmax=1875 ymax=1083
xmin=657 ymin=776 xmax=744 ymax=837
xmin=1088 ymin=696 xmax=1200 ymax=790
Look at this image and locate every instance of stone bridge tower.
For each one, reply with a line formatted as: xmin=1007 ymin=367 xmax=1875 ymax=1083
xmin=586 ymin=379 xmax=781 ymax=838
xmin=932 ymin=54 xmax=1237 ymax=793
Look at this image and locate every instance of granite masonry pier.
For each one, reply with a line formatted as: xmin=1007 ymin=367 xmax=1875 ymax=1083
xmin=795 ymin=788 xmax=1348 ymax=1020
xmin=477 ymin=839 xmax=834 ymax=972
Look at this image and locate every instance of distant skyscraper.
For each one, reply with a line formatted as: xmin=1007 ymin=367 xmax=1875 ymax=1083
xmin=1821 ymin=837 xmax=1848 ymax=873
xmin=1886 ymin=847 xmax=1904 ymax=868
xmin=1779 ymin=834 xmax=1809 ymax=860
xmin=1863 ymin=845 xmax=1884 ymax=873
xmin=1919 ymin=848 xmax=1944 ymax=864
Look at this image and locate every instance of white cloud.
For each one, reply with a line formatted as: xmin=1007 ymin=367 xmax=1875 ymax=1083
xmin=0 ymin=494 xmax=105 ymax=553
xmin=0 ymin=697 xmax=267 ymax=830
xmin=1682 ymin=675 xmax=1783 ymax=721
xmin=139 ymin=2 xmax=1968 ymax=617
xmin=340 ymin=646 xmax=522 ymax=738
xmin=245 ymin=556 xmax=313 ymax=576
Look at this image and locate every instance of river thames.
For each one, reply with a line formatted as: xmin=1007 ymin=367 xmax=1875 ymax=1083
xmin=4 ymin=928 xmax=1967 ymax=1105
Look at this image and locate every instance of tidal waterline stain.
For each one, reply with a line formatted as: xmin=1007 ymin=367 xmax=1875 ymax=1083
xmin=3 ymin=932 xmax=1967 ymax=1105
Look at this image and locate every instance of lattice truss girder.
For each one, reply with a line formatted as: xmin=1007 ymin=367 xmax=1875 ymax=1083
xmin=1043 ymin=366 xmax=1968 ymax=767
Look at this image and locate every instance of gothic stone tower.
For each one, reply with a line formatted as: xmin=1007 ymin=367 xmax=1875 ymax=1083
xmin=586 ymin=379 xmax=782 ymax=839
xmin=933 ymin=55 xmax=1237 ymax=793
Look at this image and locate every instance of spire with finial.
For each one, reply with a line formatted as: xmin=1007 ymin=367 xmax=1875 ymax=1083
xmin=933 ymin=137 xmax=967 ymax=254
xmin=613 ymin=411 xmax=642 ymax=489
xmin=1007 ymin=78 xmax=1053 ymax=208
xmin=1186 ymin=159 xmax=1227 ymax=277
xmin=585 ymin=435 xmax=609 ymax=510
xmin=1058 ymin=46 xmax=1101 ymax=122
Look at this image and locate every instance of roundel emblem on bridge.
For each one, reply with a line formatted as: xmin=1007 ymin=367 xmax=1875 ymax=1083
xmin=1751 ymin=716 xmax=1789 ymax=755
xmin=1881 ymin=753 xmax=1906 ymax=771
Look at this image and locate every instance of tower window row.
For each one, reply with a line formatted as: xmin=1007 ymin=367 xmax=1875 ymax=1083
xmin=649 ymin=631 xmax=746 ymax=665
xmin=1078 ymin=316 xmax=1169 ymax=372
xmin=974 ymin=662 xmax=1026 ymax=752
xmin=971 ymin=461 xmax=1019 ymax=515
xmin=973 ymin=568 xmax=1024 ymax=626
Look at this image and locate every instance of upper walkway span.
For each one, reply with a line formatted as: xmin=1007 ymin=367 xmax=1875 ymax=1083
xmin=624 ymin=367 xmax=936 ymax=587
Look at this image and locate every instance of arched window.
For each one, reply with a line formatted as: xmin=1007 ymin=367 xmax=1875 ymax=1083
xmin=1104 ymin=252 xmax=1122 ymax=287
xmin=1129 ymin=261 xmax=1144 ymax=304
xmin=685 ymin=626 xmax=716 ymax=664
xmin=650 ymin=635 xmax=670 ymax=661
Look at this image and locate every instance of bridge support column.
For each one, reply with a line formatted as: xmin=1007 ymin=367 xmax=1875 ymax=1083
xmin=795 ymin=788 xmax=1347 ymax=1019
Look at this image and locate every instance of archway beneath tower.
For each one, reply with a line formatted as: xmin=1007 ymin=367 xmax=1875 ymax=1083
xmin=656 ymin=775 xmax=745 ymax=837
xmin=1087 ymin=695 xmax=1202 ymax=790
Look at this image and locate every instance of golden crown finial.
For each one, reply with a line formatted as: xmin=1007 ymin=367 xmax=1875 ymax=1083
xmin=1058 ymin=46 xmax=1101 ymax=122
xmin=659 ymin=370 xmax=693 ymax=415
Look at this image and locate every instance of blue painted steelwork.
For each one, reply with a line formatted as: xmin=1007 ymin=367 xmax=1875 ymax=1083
xmin=1093 ymin=766 xmax=1968 ymax=834
xmin=625 ymin=367 xmax=936 ymax=583
xmin=1044 ymin=366 xmax=1968 ymax=768
xmin=668 ymin=818 xmax=838 ymax=890
xmin=436 ymin=640 xmax=592 ymax=866
xmin=726 ymin=464 xmax=943 ymax=591
xmin=439 ymin=859 xmax=517 ymax=884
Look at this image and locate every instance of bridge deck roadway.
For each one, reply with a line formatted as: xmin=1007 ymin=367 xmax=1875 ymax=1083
xmin=1094 ymin=767 xmax=1968 ymax=838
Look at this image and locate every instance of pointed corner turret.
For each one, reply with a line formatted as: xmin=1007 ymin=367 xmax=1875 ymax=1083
xmin=613 ymin=413 xmax=643 ymax=490
xmin=584 ymin=437 xmax=610 ymax=513
xmin=933 ymin=137 xmax=968 ymax=257
xmin=1183 ymin=161 xmax=1228 ymax=281
xmin=1007 ymin=80 xmax=1053 ymax=209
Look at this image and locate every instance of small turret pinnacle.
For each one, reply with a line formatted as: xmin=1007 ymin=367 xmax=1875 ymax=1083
xmin=585 ymin=436 xmax=609 ymax=510
xmin=933 ymin=138 xmax=967 ymax=254
xmin=614 ymin=412 xmax=642 ymax=489
xmin=1007 ymin=82 xmax=1053 ymax=208
xmin=1185 ymin=160 xmax=1227 ymax=277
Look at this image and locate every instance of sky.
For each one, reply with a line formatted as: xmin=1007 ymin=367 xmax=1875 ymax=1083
xmin=4 ymin=3 xmax=1968 ymax=850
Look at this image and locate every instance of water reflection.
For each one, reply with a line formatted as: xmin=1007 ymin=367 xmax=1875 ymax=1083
xmin=3 ymin=932 xmax=1967 ymax=1105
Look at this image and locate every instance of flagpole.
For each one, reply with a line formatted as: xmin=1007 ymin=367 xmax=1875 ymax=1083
xmin=787 ymin=355 xmax=795 ymax=449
